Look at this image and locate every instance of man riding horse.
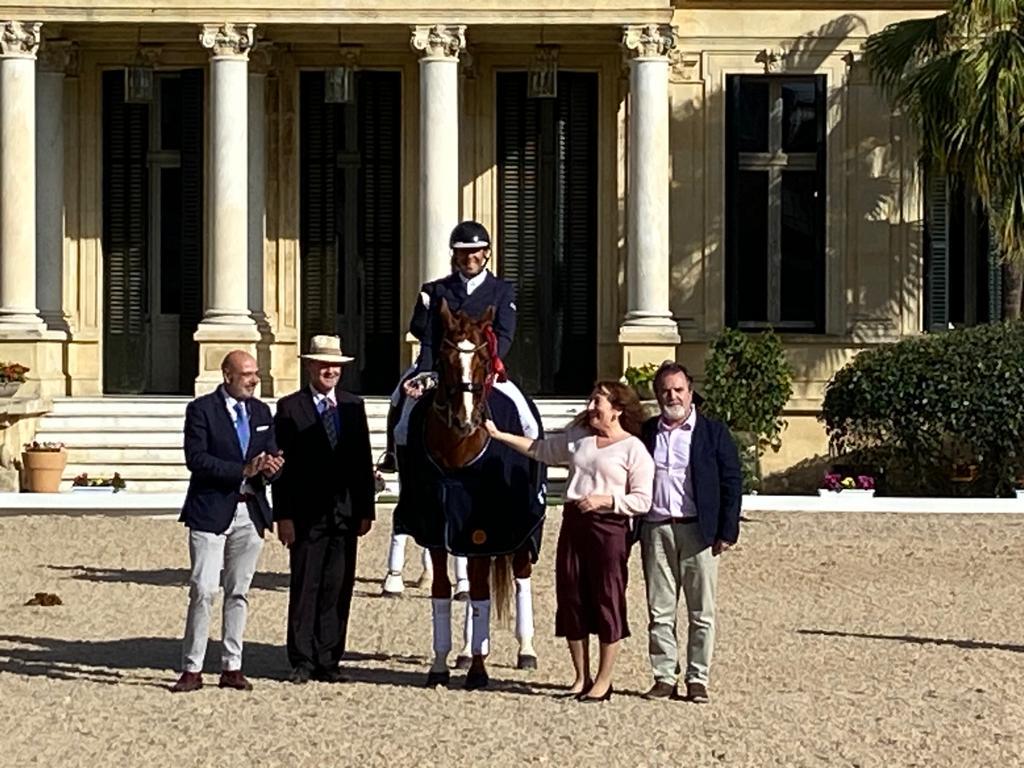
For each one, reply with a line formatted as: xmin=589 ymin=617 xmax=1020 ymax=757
xmin=379 ymin=219 xmax=539 ymax=469
xmin=390 ymin=221 xmax=545 ymax=689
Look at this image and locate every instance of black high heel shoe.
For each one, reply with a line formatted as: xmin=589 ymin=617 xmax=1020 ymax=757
xmin=557 ymin=680 xmax=593 ymax=699
xmin=578 ymin=685 xmax=613 ymax=703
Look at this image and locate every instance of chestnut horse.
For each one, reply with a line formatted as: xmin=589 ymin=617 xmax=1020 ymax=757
xmin=418 ymin=299 xmax=542 ymax=690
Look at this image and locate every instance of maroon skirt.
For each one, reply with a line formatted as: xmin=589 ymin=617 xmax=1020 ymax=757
xmin=554 ymin=501 xmax=631 ymax=644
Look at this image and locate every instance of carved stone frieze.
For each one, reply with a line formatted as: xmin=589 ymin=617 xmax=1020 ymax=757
xmin=410 ymin=24 xmax=466 ymax=60
xmin=200 ymin=23 xmax=256 ymax=59
xmin=668 ymin=49 xmax=701 ymax=83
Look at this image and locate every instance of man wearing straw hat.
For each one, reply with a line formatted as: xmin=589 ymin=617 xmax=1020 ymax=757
xmin=273 ymin=335 xmax=376 ymax=684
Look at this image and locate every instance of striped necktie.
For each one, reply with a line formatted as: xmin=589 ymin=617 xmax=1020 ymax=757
xmin=320 ymin=399 xmax=338 ymax=449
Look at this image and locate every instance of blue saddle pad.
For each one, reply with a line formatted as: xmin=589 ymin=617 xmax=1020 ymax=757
xmin=394 ymin=387 xmax=546 ymax=559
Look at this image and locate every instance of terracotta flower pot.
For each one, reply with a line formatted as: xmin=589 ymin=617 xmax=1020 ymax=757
xmin=21 ymin=449 xmax=67 ymax=493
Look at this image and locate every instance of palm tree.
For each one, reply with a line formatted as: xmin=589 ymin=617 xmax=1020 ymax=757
xmin=865 ymin=1 xmax=1024 ymax=318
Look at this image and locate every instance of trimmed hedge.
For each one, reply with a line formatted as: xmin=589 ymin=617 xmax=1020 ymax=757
xmin=821 ymin=321 xmax=1024 ymax=496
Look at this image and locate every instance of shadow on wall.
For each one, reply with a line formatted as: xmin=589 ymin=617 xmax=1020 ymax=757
xmin=667 ymin=13 xmax=922 ymax=418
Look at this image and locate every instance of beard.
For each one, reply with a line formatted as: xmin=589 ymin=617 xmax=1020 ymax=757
xmin=661 ymin=403 xmax=689 ymax=422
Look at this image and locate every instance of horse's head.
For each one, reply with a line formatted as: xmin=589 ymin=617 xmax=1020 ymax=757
xmin=435 ymin=298 xmax=495 ymax=436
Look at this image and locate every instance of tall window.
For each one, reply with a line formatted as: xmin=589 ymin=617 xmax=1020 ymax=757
xmin=924 ymin=173 xmax=1001 ymax=331
xmin=726 ymin=75 xmax=827 ymax=331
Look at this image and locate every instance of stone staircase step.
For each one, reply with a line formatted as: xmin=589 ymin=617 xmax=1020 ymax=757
xmin=32 ymin=395 xmax=585 ymax=496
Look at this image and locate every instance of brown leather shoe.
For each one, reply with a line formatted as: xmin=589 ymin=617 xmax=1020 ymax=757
xmin=218 ymin=670 xmax=253 ymax=691
xmin=643 ymin=681 xmax=676 ymax=700
xmin=685 ymin=681 xmax=710 ymax=703
xmin=170 ymin=671 xmax=203 ymax=693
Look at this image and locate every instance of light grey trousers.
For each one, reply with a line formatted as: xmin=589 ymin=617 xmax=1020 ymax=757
xmin=181 ymin=505 xmax=264 ymax=673
xmin=640 ymin=520 xmax=718 ymax=686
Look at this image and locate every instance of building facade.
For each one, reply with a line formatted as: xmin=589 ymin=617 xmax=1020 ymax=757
xmin=0 ymin=1 xmax=955 ymax=472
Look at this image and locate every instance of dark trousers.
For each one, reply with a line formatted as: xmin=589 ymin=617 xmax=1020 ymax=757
xmin=555 ymin=502 xmax=631 ymax=644
xmin=287 ymin=518 xmax=359 ymax=671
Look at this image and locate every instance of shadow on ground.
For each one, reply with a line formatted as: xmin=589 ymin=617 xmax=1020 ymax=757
xmin=797 ymin=628 xmax=1024 ymax=653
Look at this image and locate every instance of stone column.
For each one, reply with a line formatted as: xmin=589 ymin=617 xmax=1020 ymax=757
xmin=411 ymin=24 xmax=465 ymax=284
xmin=194 ymin=23 xmax=259 ymax=393
xmin=36 ymin=39 xmax=75 ymax=333
xmin=248 ymin=43 xmax=273 ymax=392
xmin=619 ymin=24 xmax=680 ymax=368
xmin=0 ymin=21 xmax=43 ymax=332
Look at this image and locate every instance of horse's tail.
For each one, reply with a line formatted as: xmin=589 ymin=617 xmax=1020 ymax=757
xmin=491 ymin=554 xmax=514 ymax=624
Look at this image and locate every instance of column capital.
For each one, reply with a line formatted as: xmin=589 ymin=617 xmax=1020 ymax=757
xmin=0 ymin=21 xmax=41 ymax=59
xmin=200 ymin=23 xmax=256 ymax=60
xmin=410 ymin=24 xmax=466 ymax=60
xmin=248 ymin=41 xmax=278 ymax=75
xmin=38 ymin=39 xmax=78 ymax=75
xmin=622 ymin=24 xmax=676 ymax=61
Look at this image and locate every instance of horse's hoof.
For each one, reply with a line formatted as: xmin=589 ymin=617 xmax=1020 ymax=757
xmin=425 ymin=670 xmax=450 ymax=688
xmin=517 ymin=654 xmax=538 ymax=671
xmin=464 ymin=669 xmax=489 ymax=691
xmin=454 ymin=655 xmax=472 ymax=670
xmin=453 ymin=580 xmax=470 ymax=601
xmin=382 ymin=572 xmax=404 ymax=596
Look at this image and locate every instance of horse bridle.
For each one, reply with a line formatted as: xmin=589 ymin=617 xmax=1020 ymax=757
xmin=435 ymin=337 xmax=494 ymax=428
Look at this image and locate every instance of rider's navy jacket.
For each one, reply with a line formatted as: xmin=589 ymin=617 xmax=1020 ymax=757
xmin=408 ymin=270 xmax=517 ymax=374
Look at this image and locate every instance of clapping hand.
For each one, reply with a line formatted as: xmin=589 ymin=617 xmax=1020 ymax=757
xmin=260 ymin=450 xmax=285 ymax=477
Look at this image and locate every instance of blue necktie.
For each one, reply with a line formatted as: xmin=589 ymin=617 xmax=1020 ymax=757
xmin=320 ymin=399 xmax=339 ymax=449
xmin=233 ymin=402 xmax=250 ymax=457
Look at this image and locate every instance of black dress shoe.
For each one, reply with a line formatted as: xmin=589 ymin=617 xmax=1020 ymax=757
xmin=218 ymin=670 xmax=253 ymax=691
xmin=643 ymin=681 xmax=675 ymax=700
xmin=170 ymin=671 xmax=203 ymax=693
xmin=289 ymin=666 xmax=312 ymax=684
xmin=376 ymin=453 xmax=398 ymax=474
xmin=425 ymin=669 xmax=450 ymax=687
xmin=579 ymin=685 xmax=613 ymax=703
xmin=313 ymin=667 xmax=348 ymax=683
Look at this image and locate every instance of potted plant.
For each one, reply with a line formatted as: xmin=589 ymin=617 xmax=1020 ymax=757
xmin=21 ymin=441 xmax=67 ymax=493
xmin=623 ymin=362 xmax=659 ymax=399
xmin=71 ymin=472 xmax=127 ymax=494
xmin=0 ymin=361 xmax=28 ymax=398
xmin=818 ymin=472 xmax=876 ymax=497
xmin=623 ymin=362 xmax=661 ymax=417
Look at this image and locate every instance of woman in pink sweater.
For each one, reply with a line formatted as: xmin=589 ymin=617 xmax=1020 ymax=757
xmin=486 ymin=381 xmax=654 ymax=702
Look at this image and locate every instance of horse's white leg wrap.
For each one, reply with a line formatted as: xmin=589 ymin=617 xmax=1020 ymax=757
xmin=491 ymin=379 xmax=540 ymax=439
xmin=431 ymin=598 xmax=452 ymax=672
xmin=515 ymin=577 xmax=535 ymax=656
xmin=470 ymin=599 xmax=491 ymax=657
xmin=387 ymin=533 xmax=407 ymax=573
xmin=420 ymin=546 xmax=433 ymax=574
xmin=459 ymin=599 xmax=473 ymax=658
xmin=454 ymin=556 xmax=469 ymax=595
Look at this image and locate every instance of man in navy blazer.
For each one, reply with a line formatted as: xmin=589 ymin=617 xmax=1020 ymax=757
xmin=638 ymin=361 xmax=741 ymax=704
xmin=171 ymin=350 xmax=284 ymax=693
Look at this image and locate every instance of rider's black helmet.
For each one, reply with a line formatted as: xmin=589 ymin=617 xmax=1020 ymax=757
xmin=449 ymin=220 xmax=491 ymax=250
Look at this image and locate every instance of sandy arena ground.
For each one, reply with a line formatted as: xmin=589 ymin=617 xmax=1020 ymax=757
xmin=0 ymin=507 xmax=1021 ymax=767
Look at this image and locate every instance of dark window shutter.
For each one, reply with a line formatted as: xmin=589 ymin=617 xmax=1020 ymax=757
xmin=178 ymin=69 xmax=204 ymax=390
xmin=357 ymin=71 xmax=401 ymax=393
xmin=102 ymin=70 xmax=150 ymax=394
xmin=497 ymin=71 xmax=597 ymax=395
xmin=924 ymin=171 xmax=950 ymax=331
xmin=554 ymin=73 xmax=598 ymax=393
xmin=498 ymin=73 xmax=543 ymax=392
xmin=299 ymin=72 xmax=338 ymax=348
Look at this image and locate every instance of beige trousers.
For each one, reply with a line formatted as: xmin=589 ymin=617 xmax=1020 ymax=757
xmin=640 ymin=520 xmax=718 ymax=686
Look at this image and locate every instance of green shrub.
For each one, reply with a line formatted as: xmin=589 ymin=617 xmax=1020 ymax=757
xmin=820 ymin=321 xmax=1024 ymax=496
xmin=702 ymin=328 xmax=794 ymax=492
xmin=623 ymin=362 xmax=659 ymax=400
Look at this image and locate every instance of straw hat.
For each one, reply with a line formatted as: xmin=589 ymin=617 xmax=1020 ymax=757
xmin=299 ymin=335 xmax=354 ymax=364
